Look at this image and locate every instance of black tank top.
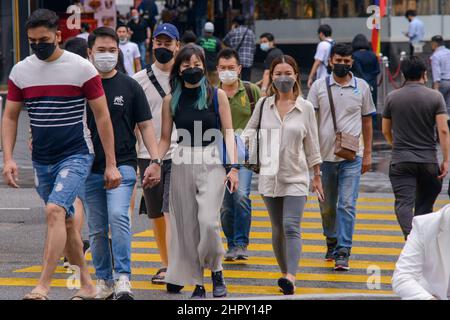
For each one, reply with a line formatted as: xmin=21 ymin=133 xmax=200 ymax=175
xmin=173 ymin=86 xmax=218 ymax=147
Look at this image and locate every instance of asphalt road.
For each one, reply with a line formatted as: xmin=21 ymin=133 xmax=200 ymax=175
xmin=1 ymin=111 xmax=449 ymax=301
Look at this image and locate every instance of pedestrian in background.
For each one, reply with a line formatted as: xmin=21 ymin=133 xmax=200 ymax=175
xmin=216 ymin=48 xmax=261 ymax=262
xmin=197 ymin=22 xmax=223 ymax=86
xmin=134 ymin=23 xmax=180 ymax=286
xmin=351 ymin=34 xmax=380 ymax=108
xmin=223 ymin=15 xmax=256 ymax=82
xmin=307 ymin=43 xmax=375 ymax=271
xmin=382 ymin=56 xmax=449 ymax=239
xmin=308 ymin=24 xmax=334 ymax=88
xmin=76 ymin=22 xmax=90 ymax=42
xmin=181 ymin=30 xmax=198 ymax=47
xmin=2 ymin=9 xmax=120 ymax=300
xmin=242 ymin=55 xmax=323 ymax=295
xmin=258 ymin=32 xmax=283 ymax=96
xmin=138 ymin=0 xmax=159 ymax=32
xmin=156 ymin=44 xmax=239 ymax=299
xmin=117 ymin=24 xmax=141 ymax=76
xmin=404 ymin=10 xmax=425 ymax=56
xmin=61 ymin=36 xmax=92 ymax=269
xmin=127 ymin=9 xmax=151 ymax=69
xmin=193 ymin=0 xmax=208 ymax=37
xmin=430 ymin=35 xmax=450 ymax=116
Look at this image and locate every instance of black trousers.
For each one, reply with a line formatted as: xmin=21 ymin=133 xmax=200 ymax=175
xmin=241 ymin=67 xmax=252 ymax=82
xmin=389 ymin=162 xmax=442 ymax=238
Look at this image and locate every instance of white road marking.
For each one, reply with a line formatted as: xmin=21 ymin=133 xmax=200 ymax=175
xmin=0 ymin=208 xmax=31 ymax=210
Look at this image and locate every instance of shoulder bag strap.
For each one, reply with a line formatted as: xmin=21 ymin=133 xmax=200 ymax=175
xmin=325 ymin=76 xmax=338 ymax=133
xmin=243 ymin=81 xmax=256 ymax=113
xmin=146 ymin=65 xmax=166 ymax=98
xmin=256 ymin=97 xmax=267 ymax=166
xmin=235 ymin=27 xmax=250 ymax=52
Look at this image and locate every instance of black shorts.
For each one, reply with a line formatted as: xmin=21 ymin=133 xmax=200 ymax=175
xmin=138 ymin=159 xmax=171 ymax=219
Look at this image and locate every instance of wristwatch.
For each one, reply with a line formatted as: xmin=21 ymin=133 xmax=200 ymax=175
xmin=150 ymin=159 xmax=163 ymax=166
xmin=314 ymin=171 xmax=322 ymax=177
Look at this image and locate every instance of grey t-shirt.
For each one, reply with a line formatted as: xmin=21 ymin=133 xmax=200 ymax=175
xmin=383 ymin=83 xmax=447 ymax=164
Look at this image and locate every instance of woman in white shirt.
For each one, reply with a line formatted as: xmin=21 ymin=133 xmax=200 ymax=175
xmin=242 ymin=55 xmax=324 ymax=295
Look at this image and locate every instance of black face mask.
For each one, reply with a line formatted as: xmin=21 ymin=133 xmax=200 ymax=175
xmin=30 ymin=42 xmax=56 ymax=61
xmin=333 ymin=63 xmax=351 ymax=78
xmin=181 ymin=67 xmax=204 ymax=85
xmin=154 ymin=47 xmax=174 ymax=64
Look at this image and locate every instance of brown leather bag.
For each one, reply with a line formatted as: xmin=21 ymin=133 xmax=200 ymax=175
xmin=326 ymin=77 xmax=359 ymax=161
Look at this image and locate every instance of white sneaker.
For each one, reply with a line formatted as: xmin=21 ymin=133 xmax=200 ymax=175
xmin=114 ymin=275 xmax=134 ymax=300
xmin=95 ymin=280 xmax=114 ymax=300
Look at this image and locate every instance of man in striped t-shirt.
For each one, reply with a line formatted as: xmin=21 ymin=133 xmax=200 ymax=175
xmin=1 ymin=9 xmax=121 ymax=300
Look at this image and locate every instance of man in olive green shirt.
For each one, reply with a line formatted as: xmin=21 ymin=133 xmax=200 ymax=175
xmin=216 ymin=48 xmax=261 ymax=261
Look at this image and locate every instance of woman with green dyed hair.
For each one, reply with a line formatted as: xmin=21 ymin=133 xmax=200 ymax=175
xmin=152 ymin=44 xmax=239 ymax=299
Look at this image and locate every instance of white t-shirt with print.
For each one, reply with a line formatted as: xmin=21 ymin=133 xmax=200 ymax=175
xmin=119 ymin=41 xmax=141 ymax=76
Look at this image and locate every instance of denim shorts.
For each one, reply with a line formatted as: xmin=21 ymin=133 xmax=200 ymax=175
xmin=33 ymin=153 xmax=94 ymax=219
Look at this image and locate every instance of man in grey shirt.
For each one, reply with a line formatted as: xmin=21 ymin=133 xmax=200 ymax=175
xmin=382 ymin=56 xmax=450 ymax=239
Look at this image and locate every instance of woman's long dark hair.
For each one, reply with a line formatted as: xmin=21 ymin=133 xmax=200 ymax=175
xmin=169 ymin=44 xmax=213 ymax=115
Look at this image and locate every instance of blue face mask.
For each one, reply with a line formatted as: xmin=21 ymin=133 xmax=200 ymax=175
xmin=260 ymin=43 xmax=270 ymax=52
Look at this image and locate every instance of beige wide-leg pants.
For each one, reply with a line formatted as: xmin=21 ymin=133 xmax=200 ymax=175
xmin=165 ymin=145 xmax=227 ymax=286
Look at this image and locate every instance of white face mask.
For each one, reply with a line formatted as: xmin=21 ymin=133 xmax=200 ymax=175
xmin=219 ymin=70 xmax=239 ymax=85
xmin=92 ymin=52 xmax=118 ymax=73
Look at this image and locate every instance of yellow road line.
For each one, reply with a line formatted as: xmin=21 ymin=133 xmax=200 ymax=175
xmin=251 ymin=202 xmax=438 ymax=211
xmin=134 ymin=221 xmax=402 ymax=233
xmin=77 ymin=253 xmax=396 ymax=270
xmin=129 ymin=241 xmax=402 ymax=255
xmin=251 ymin=211 xmax=398 ymax=221
xmin=134 ymin=230 xmax=404 ymax=243
xmin=13 ymin=266 xmax=392 ymax=284
xmin=252 ymin=220 xmax=402 ymax=231
xmin=250 ymin=194 xmax=449 ymax=205
xmin=0 ymin=278 xmax=393 ymax=296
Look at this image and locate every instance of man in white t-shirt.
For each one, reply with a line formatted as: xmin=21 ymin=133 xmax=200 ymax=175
xmin=133 ymin=23 xmax=180 ymax=287
xmin=117 ymin=24 xmax=141 ymax=76
xmin=308 ymin=24 xmax=335 ymax=88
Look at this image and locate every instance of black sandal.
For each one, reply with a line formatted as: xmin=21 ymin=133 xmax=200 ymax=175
xmin=151 ymin=267 xmax=167 ymax=285
xmin=278 ymin=277 xmax=295 ymax=295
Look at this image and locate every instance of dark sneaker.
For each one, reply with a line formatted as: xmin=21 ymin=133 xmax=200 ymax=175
xmin=166 ymin=283 xmax=184 ymax=293
xmin=334 ymin=247 xmax=350 ymax=271
xmin=190 ymin=285 xmax=206 ymax=299
xmin=325 ymin=244 xmax=336 ymax=261
xmin=224 ymin=247 xmax=237 ymax=261
xmin=236 ymin=246 xmax=249 ymax=260
xmin=211 ymin=271 xmax=227 ymax=298
xmin=278 ymin=277 xmax=295 ymax=295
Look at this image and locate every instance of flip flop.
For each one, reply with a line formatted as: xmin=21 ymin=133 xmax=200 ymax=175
xmin=23 ymin=292 xmax=49 ymax=300
xmin=151 ymin=267 xmax=167 ymax=285
xmin=278 ymin=277 xmax=295 ymax=295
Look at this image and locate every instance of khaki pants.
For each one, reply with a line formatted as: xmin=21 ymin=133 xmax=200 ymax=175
xmin=165 ymin=145 xmax=226 ymax=286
